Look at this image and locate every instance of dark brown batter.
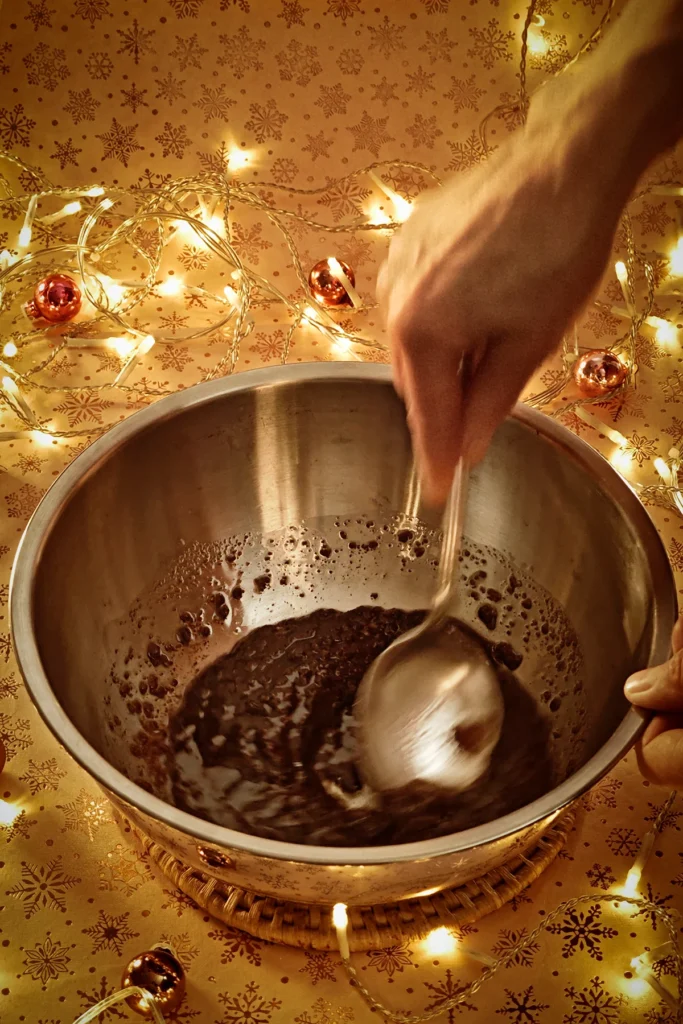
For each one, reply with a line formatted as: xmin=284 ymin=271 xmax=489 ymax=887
xmin=169 ymin=606 xmax=554 ymax=846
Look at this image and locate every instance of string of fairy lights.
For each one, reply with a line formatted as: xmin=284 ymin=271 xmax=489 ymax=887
xmin=0 ymin=0 xmax=682 ymax=1020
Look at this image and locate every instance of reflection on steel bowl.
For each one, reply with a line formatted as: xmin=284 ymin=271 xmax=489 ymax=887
xmin=10 ymin=365 xmax=676 ymax=905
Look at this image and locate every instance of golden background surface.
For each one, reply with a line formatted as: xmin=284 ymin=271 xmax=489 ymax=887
xmin=1 ymin=0 xmax=682 ymax=1021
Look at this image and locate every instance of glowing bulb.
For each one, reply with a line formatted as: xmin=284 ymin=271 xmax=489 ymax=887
xmin=647 ymin=316 xmax=678 ymax=347
xmin=422 ymin=927 xmax=458 ymax=957
xmin=334 ymin=334 xmax=352 ymax=353
xmin=624 ymin=867 xmax=641 ymax=895
xmin=0 ymin=800 xmax=20 ymax=826
xmin=138 ymin=334 xmax=156 ymax=356
xmin=368 ymin=205 xmax=391 ymax=226
xmin=303 ymin=304 xmax=321 ymax=322
xmin=100 ymin=197 xmax=115 ymax=210
xmin=654 ymin=457 xmax=673 ymax=485
xmin=229 ymin=148 xmax=250 ymax=169
xmin=0 ymin=249 xmax=17 ymax=269
xmin=64 ymin=200 xmax=81 ymax=216
xmin=527 ymin=22 xmax=548 ymax=55
xmin=86 ymin=186 xmax=104 ymax=197
xmin=332 ymin=903 xmax=350 ymax=960
xmin=32 ymin=430 xmax=56 ymax=447
xmin=157 ymin=277 xmax=183 ymax=297
xmin=2 ymin=375 xmax=19 ymax=396
xmin=614 ymin=260 xmax=627 ymax=278
xmin=18 ymin=226 xmax=32 ymax=248
xmin=391 ymin=193 xmax=413 ymax=222
xmin=669 ymin=237 xmax=683 ymax=277
xmin=3 ymin=342 xmax=18 ymax=358
xmin=99 ymin=277 xmax=127 ymax=306
xmin=610 ymin=447 xmax=632 ymax=475
xmin=208 ymin=215 xmax=224 ymax=234
xmin=106 ymin=336 xmax=135 ymax=358
xmin=223 ymin=285 xmax=238 ymax=305
xmin=622 ymin=976 xmax=649 ymax=999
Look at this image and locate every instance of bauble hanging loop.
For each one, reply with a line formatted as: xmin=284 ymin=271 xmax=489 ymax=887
xmin=25 ymin=273 xmax=82 ymax=323
xmin=121 ymin=945 xmax=186 ymax=1018
xmin=572 ymin=349 xmax=628 ymax=398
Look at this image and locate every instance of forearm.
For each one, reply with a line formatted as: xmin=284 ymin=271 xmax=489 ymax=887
xmin=527 ymin=0 xmax=683 ymax=214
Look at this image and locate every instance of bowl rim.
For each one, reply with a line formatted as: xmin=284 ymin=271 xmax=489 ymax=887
xmin=10 ymin=363 xmax=677 ymax=865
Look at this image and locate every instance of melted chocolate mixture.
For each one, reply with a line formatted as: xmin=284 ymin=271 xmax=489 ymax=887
xmin=169 ymin=606 xmax=554 ymax=846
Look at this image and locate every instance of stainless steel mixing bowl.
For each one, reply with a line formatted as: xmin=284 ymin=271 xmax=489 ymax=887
xmin=11 ymin=365 xmax=676 ymax=905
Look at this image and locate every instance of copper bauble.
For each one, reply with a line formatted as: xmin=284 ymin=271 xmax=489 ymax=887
xmin=573 ymin=350 xmax=628 ymax=397
xmin=308 ymin=258 xmax=355 ymax=307
xmin=26 ymin=273 xmax=82 ymax=323
xmin=122 ymin=946 xmax=186 ymax=1018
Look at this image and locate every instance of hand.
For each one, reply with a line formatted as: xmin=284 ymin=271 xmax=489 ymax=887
xmin=625 ymin=614 xmax=683 ymax=787
xmin=378 ymin=111 xmax=626 ymax=504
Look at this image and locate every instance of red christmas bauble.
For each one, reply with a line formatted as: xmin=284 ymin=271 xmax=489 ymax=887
xmin=308 ymin=258 xmax=355 ymax=307
xmin=122 ymin=946 xmax=186 ymax=1018
xmin=572 ymin=350 xmax=628 ymax=398
xmin=26 ymin=273 xmax=82 ymax=323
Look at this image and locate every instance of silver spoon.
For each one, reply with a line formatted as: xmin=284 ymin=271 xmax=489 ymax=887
xmin=354 ymin=458 xmax=505 ymax=795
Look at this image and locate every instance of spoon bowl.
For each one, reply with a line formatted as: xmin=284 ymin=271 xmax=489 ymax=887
xmin=355 ymin=459 xmax=506 ymax=794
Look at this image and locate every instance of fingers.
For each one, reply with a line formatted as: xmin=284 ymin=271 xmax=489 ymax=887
xmin=636 ymin=713 xmax=683 ymax=787
xmin=401 ymin=333 xmax=465 ymax=507
xmin=624 ymin=649 xmax=683 ymax=713
xmin=460 ymin=339 xmax=538 ymax=466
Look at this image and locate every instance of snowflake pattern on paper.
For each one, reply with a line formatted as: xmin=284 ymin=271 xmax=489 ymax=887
xmin=96 ymin=117 xmax=143 ymax=166
xmin=21 ymin=934 xmax=74 ymax=989
xmin=19 ymin=758 xmax=67 ymax=793
xmin=5 ymin=483 xmax=45 ymax=519
xmin=491 ymin=928 xmax=540 ymax=968
xmin=7 ymin=857 xmax=81 ymax=918
xmin=57 ymin=788 xmax=112 ymax=840
xmin=496 ymin=986 xmax=550 ymax=1023
xmin=82 ymin=909 xmax=140 ymax=955
xmin=217 ymin=981 xmax=282 ymax=1024
xmin=299 ymin=950 xmax=338 ymax=985
xmin=23 ymin=43 xmax=70 ymax=90
xmin=365 ymin=942 xmax=414 ymax=978
xmin=563 ymin=975 xmax=625 ymax=1024
xmin=424 ymin=968 xmax=477 ymax=1021
xmin=548 ymin=904 xmax=618 ymax=961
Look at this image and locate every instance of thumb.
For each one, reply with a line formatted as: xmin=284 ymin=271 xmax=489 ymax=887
xmin=636 ymin=713 xmax=683 ymax=787
xmin=624 ymin=650 xmax=683 ymax=713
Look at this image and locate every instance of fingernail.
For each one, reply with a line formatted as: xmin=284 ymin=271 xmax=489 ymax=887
xmin=624 ymin=676 xmax=652 ymax=698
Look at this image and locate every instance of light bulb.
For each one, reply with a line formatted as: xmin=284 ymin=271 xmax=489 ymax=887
xmin=422 ymin=926 xmax=458 ymax=957
xmin=106 ymin=337 xmax=135 ymax=358
xmin=157 ymin=277 xmax=183 ymax=297
xmin=100 ymin=197 xmax=115 ymax=211
xmin=32 ymin=430 xmax=56 ymax=447
xmin=208 ymin=215 xmax=224 ymax=234
xmin=63 ymin=201 xmax=81 ymax=215
xmin=0 ymin=800 xmax=20 ymax=826
xmin=3 ymin=342 xmax=18 ymax=358
xmin=86 ymin=186 xmax=104 ymax=197
xmin=18 ymin=226 xmax=32 ymax=248
xmin=229 ymin=148 xmax=250 ymax=169
xmin=669 ymin=237 xmax=683 ymax=277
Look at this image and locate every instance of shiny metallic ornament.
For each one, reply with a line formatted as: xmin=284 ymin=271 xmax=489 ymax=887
xmin=573 ymin=350 xmax=628 ymax=397
xmin=122 ymin=946 xmax=186 ymax=1017
xmin=308 ymin=258 xmax=355 ymax=307
xmin=25 ymin=273 xmax=82 ymax=323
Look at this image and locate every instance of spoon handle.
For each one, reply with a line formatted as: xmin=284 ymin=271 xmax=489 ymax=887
xmin=432 ymin=457 xmax=468 ymax=622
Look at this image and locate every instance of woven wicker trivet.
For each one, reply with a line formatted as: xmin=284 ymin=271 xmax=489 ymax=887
xmin=129 ymin=808 xmax=575 ymax=951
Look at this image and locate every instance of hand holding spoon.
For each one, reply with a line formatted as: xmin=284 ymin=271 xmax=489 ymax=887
xmin=354 ymin=458 xmax=505 ymax=795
